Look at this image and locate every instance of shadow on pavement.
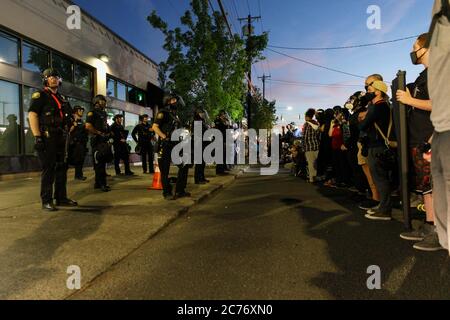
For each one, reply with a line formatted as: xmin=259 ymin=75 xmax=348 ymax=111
xmin=0 ymin=203 xmax=107 ymax=298
xmin=290 ymin=185 xmax=450 ymax=299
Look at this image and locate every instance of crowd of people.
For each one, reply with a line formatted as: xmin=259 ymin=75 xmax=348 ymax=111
xmin=281 ymin=29 xmax=449 ymax=255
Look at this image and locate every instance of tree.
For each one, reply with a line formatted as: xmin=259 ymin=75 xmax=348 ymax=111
xmin=147 ymin=0 xmax=268 ymax=124
xmin=250 ymin=89 xmax=277 ymax=130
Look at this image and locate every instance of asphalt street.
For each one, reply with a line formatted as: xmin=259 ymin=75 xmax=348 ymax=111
xmin=71 ymin=168 xmax=450 ymax=300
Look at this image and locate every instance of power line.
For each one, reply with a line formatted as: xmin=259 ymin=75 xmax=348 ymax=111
xmin=268 ymin=79 xmax=362 ymax=88
xmin=268 ymin=35 xmax=420 ymax=51
xmin=267 ymin=48 xmax=366 ymax=79
xmin=246 ymin=0 xmax=251 ymax=14
xmin=230 ymin=0 xmax=240 ymax=21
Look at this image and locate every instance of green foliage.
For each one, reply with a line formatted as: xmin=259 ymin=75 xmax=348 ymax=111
xmin=147 ymin=0 xmax=271 ymax=124
xmin=250 ymin=89 xmax=277 ymax=130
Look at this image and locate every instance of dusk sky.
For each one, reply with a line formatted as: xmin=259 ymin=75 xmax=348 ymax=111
xmin=74 ymin=0 xmax=435 ymax=125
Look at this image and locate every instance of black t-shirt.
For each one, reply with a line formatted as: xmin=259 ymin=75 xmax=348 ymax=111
xmin=29 ymin=89 xmax=73 ymax=131
xmin=408 ymin=69 xmax=434 ymax=147
xmin=359 ymin=101 xmax=391 ymax=148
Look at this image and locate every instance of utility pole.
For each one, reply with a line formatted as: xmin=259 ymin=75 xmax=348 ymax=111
xmin=238 ymin=14 xmax=260 ymax=129
xmin=258 ymin=74 xmax=271 ymax=101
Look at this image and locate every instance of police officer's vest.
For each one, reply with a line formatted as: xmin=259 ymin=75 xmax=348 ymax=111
xmin=38 ymin=89 xmax=72 ymax=131
xmin=89 ymin=108 xmax=108 ymax=133
xmin=159 ymin=108 xmax=181 ymax=136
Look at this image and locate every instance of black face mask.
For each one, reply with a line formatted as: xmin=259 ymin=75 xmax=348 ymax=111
xmin=410 ymin=48 xmax=426 ymax=65
xmin=361 ymin=92 xmax=376 ymax=105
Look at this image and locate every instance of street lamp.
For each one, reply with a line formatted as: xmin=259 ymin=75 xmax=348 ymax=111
xmin=98 ymin=54 xmax=110 ymax=63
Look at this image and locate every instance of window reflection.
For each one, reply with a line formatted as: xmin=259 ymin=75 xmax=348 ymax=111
xmin=0 ymin=31 xmax=19 ymax=66
xmin=0 ymin=80 xmax=20 ymax=156
xmin=22 ymin=42 xmax=49 ymax=73
xmin=22 ymin=86 xmax=40 ymax=154
xmin=74 ymin=63 xmax=92 ymax=90
xmin=117 ymin=81 xmax=126 ymax=101
xmin=52 ymin=54 xmax=73 ymax=83
xmin=124 ymin=112 xmax=139 ymax=153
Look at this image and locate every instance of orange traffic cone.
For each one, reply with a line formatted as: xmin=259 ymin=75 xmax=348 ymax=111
xmin=148 ymin=156 xmax=163 ymax=190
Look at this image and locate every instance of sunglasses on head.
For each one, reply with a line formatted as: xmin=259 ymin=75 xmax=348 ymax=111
xmin=365 ymin=81 xmax=375 ymax=92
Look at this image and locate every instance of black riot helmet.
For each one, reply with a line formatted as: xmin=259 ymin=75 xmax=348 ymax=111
xmin=92 ymin=94 xmax=107 ymax=108
xmin=194 ymin=108 xmax=210 ymax=122
xmin=42 ymin=68 xmax=62 ymax=87
xmin=163 ymin=93 xmax=185 ymax=110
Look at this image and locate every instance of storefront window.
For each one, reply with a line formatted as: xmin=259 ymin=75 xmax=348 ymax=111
xmin=124 ymin=112 xmax=139 ymax=153
xmin=0 ymin=80 xmax=20 ymax=156
xmin=23 ymin=86 xmax=39 ymax=154
xmin=52 ymin=54 xmax=73 ymax=83
xmin=106 ymin=78 xmax=115 ymax=97
xmin=117 ymin=81 xmax=126 ymax=101
xmin=74 ymin=63 xmax=92 ymax=91
xmin=128 ymin=86 xmax=146 ymax=107
xmin=0 ymin=31 xmax=19 ymax=66
xmin=22 ymin=42 xmax=49 ymax=73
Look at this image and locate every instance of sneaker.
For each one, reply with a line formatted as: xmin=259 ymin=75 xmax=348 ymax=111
xmin=413 ymin=232 xmax=445 ymax=252
xmin=366 ymin=206 xmax=381 ymax=215
xmin=359 ymin=200 xmax=380 ymax=211
xmin=400 ymin=223 xmax=429 ymax=241
xmin=365 ymin=211 xmax=392 ymax=221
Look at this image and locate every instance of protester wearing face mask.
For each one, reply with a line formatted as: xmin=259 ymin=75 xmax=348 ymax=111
xmin=359 ymin=80 xmax=393 ymax=221
xmin=395 ymin=33 xmax=443 ymax=251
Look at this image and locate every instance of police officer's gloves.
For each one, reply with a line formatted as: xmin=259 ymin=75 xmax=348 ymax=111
xmin=34 ymin=136 xmax=45 ymax=152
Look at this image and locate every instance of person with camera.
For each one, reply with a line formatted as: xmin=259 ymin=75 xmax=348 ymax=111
xmin=396 ymin=33 xmax=443 ymax=251
xmin=346 ymin=90 xmax=381 ymax=210
xmin=86 ymin=95 xmax=113 ymax=192
xmin=28 ymin=68 xmax=78 ymax=211
xmin=359 ymin=80 xmax=393 ymax=221
xmin=326 ymin=106 xmax=349 ymax=188
xmin=132 ymin=114 xmax=155 ymax=174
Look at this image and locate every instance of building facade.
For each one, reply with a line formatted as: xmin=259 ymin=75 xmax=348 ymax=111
xmin=0 ymin=0 xmax=163 ymax=174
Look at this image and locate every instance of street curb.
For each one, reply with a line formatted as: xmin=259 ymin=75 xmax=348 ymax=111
xmin=64 ymin=167 xmax=246 ymax=300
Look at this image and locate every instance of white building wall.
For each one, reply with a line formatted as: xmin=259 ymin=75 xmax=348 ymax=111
xmin=0 ymin=0 xmax=159 ymax=93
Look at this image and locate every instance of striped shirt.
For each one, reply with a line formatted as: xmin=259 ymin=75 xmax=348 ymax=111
xmin=302 ymin=121 xmax=321 ymax=152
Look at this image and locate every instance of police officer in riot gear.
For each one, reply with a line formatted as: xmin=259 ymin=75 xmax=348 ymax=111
xmin=152 ymin=94 xmax=190 ymax=200
xmin=111 ymin=114 xmax=134 ymax=176
xmin=132 ymin=114 xmax=155 ymax=174
xmin=192 ymin=108 xmax=210 ymax=184
xmin=69 ymin=106 xmax=88 ymax=181
xmin=214 ymin=110 xmax=230 ymax=175
xmin=28 ymin=68 xmax=78 ymax=211
xmin=85 ymin=95 xmax=112 ymax=192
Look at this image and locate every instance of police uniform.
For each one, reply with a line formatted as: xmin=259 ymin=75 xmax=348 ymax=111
xmin=86 ymin=107 xmax=110 ymax=189
xmin=69 ymin=117 xmax=88 ymax=179
xmin=214 ymin=115 xmax=229 ymax=174
xmin=132 ymin=122 xmax=155 ymax=173
xmin=154 ymin=107 xmax=189 ymax=198
xmin=111 ymin=118 xmax=133 ymax=175
xmin=29 ymin=88 xmax=73 ymax=205
xmin=192 ymin=115 xmax=209 ymax=184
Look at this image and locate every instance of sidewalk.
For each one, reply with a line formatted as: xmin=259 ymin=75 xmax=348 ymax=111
xmin=0 ymin=164 xmax=244 ymax=300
